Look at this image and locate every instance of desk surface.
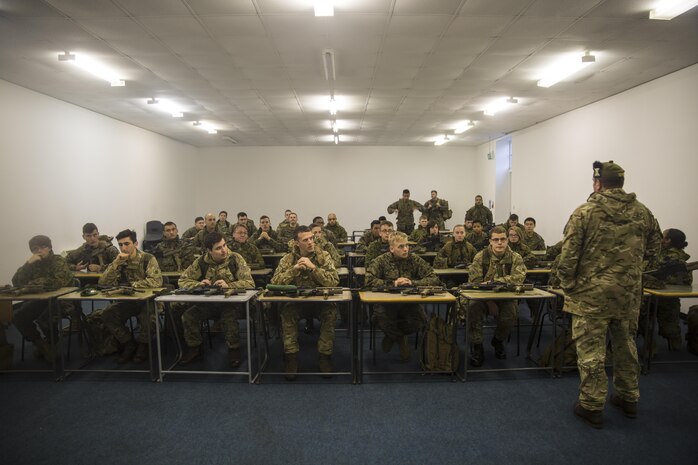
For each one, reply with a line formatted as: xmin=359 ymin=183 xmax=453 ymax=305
xmin=526 ymin=268 xmax=551 ymax=275
xmin=459 ymin=287 xmax=555 ymax=300
xmin=434 ymin=268 xmax=469 ymax=276
xmin=261 ymin=252 xmax=286 ymax=258
xmin=74 ymin=271 xmax=102 ymax=279
xmin=337 ymin=267 xmax=348 ymax=277
xmin=156 ymin=289 xmax=258 ymax=303
xmin=359 ymin=291 xmax=456 ymax=303
xmin=58 ymin=288 xmax=164 ymax=301
xmin=643 ymin=284 xmax=698 ymax=298
xmin=257 ymin=289 xmax=353 ymax=303
xmin=353 ymin=267 xmax=366 ymax=276
xmin=337 ymin=241 xmax=356 ymax=247
xmin=0 ymin=287 xmax=79 ymax=301
xmin=347 ymin=252 xmax=365 ymax=257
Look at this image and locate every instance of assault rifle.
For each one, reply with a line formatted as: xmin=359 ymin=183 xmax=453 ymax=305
xmin=0 ymin=284 xmax=58 ymax=296
xmin=644 ymin=259 xmax=698 ymax=281
xmin=370 ymin=285 xmax=448 ymax=297
xmin=80 ymin=285 xmax=146 ymax=297
xmin=458 ymin=282 xmax=534 ymax=294
xmin=265 ymin=284 xmax=344 ymax=300
xmin=173 ymin=286 xmax=241 ymax=297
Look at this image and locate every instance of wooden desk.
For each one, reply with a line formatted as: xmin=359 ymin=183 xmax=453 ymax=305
xmin=256 ymin=290 xmax=355 ymax=383
xmin=154 ymin=290 xmax=259 ymax=383
xmin=358 ymin=291 xmax=457 ymax=382
xmin=0 ymin=287 xmax=78 ymax=378
xmin=58 ymin=288 xmax=164 ymax=381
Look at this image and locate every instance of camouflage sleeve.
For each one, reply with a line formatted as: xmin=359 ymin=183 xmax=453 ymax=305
xmin=436 ymin=199 xmax=449 ymax=212
xmin=503 ymin=253 xmax=527 ymax=285
xmin=65 ymin=246 xmax=83 ymax=269
xmin=411 ymin=256 xmax=441 ymax=286
xmin=132 ymin=255 xmax=163 ymax=289
xmin=433 ymin=244 xmax=449 ymax=268
xmin=644 ymin=215 xmax=663 ymax=269
xmin=271 ymin=253 xmax=300 ymax=285
xmin=11 ymin=263 xmax=32 ymax=287
xmin=365 ymin=242 xmax=380 ymax=267
xmin=387 ymin=200 xmax=399 ymax=214
xmin=326 ymin=243 xmax=341 ymax=267
xmin=98 ymin=260 xmax=122 ymax=286
xmin=413 ymin=200 xmax=424 ymax=212
xmin=487 ymin=209 xmax=493 ymax=225
xmin=230 ymin=254 xmax=255 ymax=289
xmin=468 ymin=252 xmax=484 ymax=284
xmin=312 ymin=254 xmax=340 ymax=287
xmin=365 ymin=257 xmax=389 ymax=288
xmin=533 ymin=234 xmax=546 ymax=251
xmin=178 ymin=258 xmax=204 ymax=288
xmin=557 ymin=210 xmax=583 ymax=291
xmin=104 ymin=246 xmax=119 ymax=270
xmin=12 ymin=256 xmax=73 ymax=288
xmin=338 ymin=225 xmax=348 ymax=241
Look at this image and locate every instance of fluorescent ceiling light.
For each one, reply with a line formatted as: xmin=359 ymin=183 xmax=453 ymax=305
xmin=146 ymin=98 xmax=183 ymax=118
xmin=323 ymin=49 xmax=336 ymax=81
xmin=649 ymin=0 xmax=698 ymax=19
xmin=329 ymin=97 xmax=337 ymax=115
xmin=537 ymin=52 xmax=596 ymax=88
xmin=434 ymin=135 xmax=450 ymax=146
xmin=314 ymin=0 xmax=334 ymax=16
xmin=331 ymin=120 xmax=338 ymax=133
xmin=454 ymin=121 xmax=475 ymax=135
xmin=58 ymin=52 xmax=125 ymax=87
xmin=483 ymin=97 xmax=518 ymax=116
xmin=193 ymin=121 xmax=217 ymax=134
xmin=333 ymin=134 xmax=339 ymax=145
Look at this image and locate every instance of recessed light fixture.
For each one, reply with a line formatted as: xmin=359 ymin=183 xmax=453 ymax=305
xmin=323 ymin=49 xmax=336 ymax=81
xmin=331 ymin=120 xmax=338 ymax=133
xmin=329 ymin=97 xmax=337 ymax=115
xmin=484 ymin=98 xmax=518 ymax=116
xmin=58 ymin=51 xmax=125 ymax=86
xmin=333 ymin=134 xmax=339 ymax=145
xmin=454 ymin=121 xmax=475 ymax=134
xmin=314 ymin=0 xmax=334 ymax=16
xmin=434 ymin=135 xmax=450 ymax=146
xmin=649 ymin=0 xmax=698 ymax=20
xmin=146 ymin=98 xmax=183 ymax=117
xmin=537 ymin=52 xmax=596 ymax=88
xmin=193 ymin=121 xmax=217 ymax=134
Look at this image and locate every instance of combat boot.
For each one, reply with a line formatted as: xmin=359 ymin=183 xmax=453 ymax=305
xmin=179 ymin=345 xmax=202 ymax=365
xmin=117 ymin=339 xmax=137 ymax=364
xmin=132 ymin=342 xmax=149 ymax=364
xmin=229 ymin=347 xmax=242 ymax=368
xmin=284 ymin=352 xmax=298 ymax=381
xmin=381 ymin=336 xmax=394 ymax=353
xmin=611 ymin=394 xmax=638 ymax=419
xmin=470 ymin=343 xmax=484 ymax=367
xmin=491 ymin=336 xmax=506 ymax=359
xmin=573 ymin=402 xmax=604 ymax=429
xmin=398 ymin=335 xmax=410 ymax=362
xmin=318 ymin=354 xmax=333 ymax=378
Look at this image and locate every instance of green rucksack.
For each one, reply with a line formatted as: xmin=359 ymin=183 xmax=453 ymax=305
xmin=422 ymin=312 xmax=460 ymax=373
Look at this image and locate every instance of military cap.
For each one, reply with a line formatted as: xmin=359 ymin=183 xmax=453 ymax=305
xmin=593 ymin=160 xmax=624 ymax=181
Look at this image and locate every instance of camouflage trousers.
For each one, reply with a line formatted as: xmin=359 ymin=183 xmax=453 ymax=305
xmin=572 ymin=314 xmax=639 ymax=411
xmin=101 ymin=301 xmax=155 ymax=344
xmin=467 ymin=300 xmax=518 ymax=344
xmin=13 ymin=300 xmax=76 ymax=342
xmin=372 ymin=304 xmax=427 ymax=342
xmin=280 ymin=303 xmax=337 ymax=355
xmin=397 ymin=222 xmax=415 ymax=235
xmin=182 ymin=303 xmax=246 ymax=349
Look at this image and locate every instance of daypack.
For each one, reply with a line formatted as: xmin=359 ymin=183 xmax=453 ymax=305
xmin=444 ymin=208 xmax=453 ymax=220
xmin=422 ymin=312 xmax=460 ymax=372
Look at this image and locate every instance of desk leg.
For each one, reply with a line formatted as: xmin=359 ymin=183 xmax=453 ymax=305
xmin=462 ymin=297 xmax=469 ymax=382
xmin=642 ymin=296 xmax=658 ymax=375
xmin=49 ymin=298 xmax=63 ymax=381
xmin=245 ymin=300 xmax=253 ymax=384
xmin=147 ymin=300 xmax=158 ymax=382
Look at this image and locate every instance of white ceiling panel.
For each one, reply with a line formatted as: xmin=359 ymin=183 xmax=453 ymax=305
xmin=185 ymin=0 xmax=257 ymax=15
xmin=393 ymin=0 xmax=463 ymax=15
xmin=44 ymin=0 xmax=128 ymax=18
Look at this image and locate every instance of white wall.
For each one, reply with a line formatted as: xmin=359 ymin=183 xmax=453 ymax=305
xmin=495 ymin=64 xmax=698 ymax=260
xmin=193 ymin=146 xmax=483 ymax=235
xmin=0 ymin=79 xmax=197 ymax=283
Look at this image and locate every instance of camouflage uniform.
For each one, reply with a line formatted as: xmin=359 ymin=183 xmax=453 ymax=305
xmin=271 ymin=246 xmax=339 ymax=355
xmin=420 ymin=233 xmax=444 ymax=253
xmin=277 ymin=225 xmax=297 ymax=252
xmin=387 ymin=199 xmax=424 ymax=234
xmin=325 ymin=223 xmax=348 ymax=242
xmin=546 ymin=240 xmax=563 ymax=260
xmin=314 ymin=236 xmax=342 ymax=267
xmin=227 ymin=240 xmax=265 ymax=269
xmin=192 ymin=227 xmax=226 ymax=253
xmin=522 ymin=231 xmax=546 ymax=251
xmin=241 ymin=219 xmax=257 ymax=237
xmin=424 ymin=197 xmax=450 ymax=230
xmin=365 ymin=252 xmax=441 ymax=342
xmin=356 ymin=230 xmax=379 ymax=253
xmin=365 ymin=240 xmax=390 ymax=267
xmin=98 ymin=250 xmax=163 ymax=345
xmin=216 ymin=220 xmax=234 ymax=237
xmin=408 ymin=226 xmax=427 ymax=243
xmin=433 ymin=240 xmax=477 ymax=269
xmin=465 ymin=247 xmax=527 ymax=344
xmin=655 ymin=246 xmax=692 ymax=346
xmin=558 ymin=187 xmax=661 ymax=411
xmin=250 ymin=228 xmax=286 ymax=254
xmin=66 ymin=240 xmax=119 ymax=272
xmin=178 ymin=252 xmax=254 ymax=350
xmin=181 ymin=226 xmax=200 ymax=241
xmin=12 ymin=252 xmax=75 ymax=345
xmin=508 ymin=241 xmax=537 ymax=268
xmin=467 ymin=231 xmax=489 ymax=252
xmin=465 ymin=204 xmax=493 ymax=227
xmin=153 ymin=237 xmax=196 ymax=272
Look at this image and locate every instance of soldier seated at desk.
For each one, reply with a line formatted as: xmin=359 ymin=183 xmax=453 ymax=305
xmin=365 ymin=232 xmax=441 ymax=362
xmin=522 ymin=217 xmax=546 ymax=251
xmin=270 ymin=225 xmax=340 ymax=380
xmin=408 ymin=215 xmax=429 ymax=243
xmin=99 ymin=230 xmax=163 ymax=364
xmin=181 ymin=216 xmax=205 ymax=241
xmin=465 ymin=226 xmax=527 ymax=367
xmin=250 ymin=215 xmax=286 ymax=253
xmin=434 ymin=224 xmax=477 ymax=269
xmin=277 ymin=212 xmax=299 ymax=251
xmin=467 ymin=220 xmax=489 ymax=252
xmin=365 ymin=221 xmax=393 ymax=267
xmin=356 ymin=220 xmax=381 ymax=253
xmin=419 ymin=221 xmax=444 ymax=253
xmin=193 ymin=213 xmax=225 ymax=253
xmin=227 ymin=224 xmax=265 ymax=269
xmin=325 ymin=213 xmax=348 ymax=242
xmin=311 ymin=223 xmax=341 ymax=267
xmin=11 ymin=235 xmax=75 ymax=362
xmin=66 ymin=223 xmax=118 ymax=272
xmin=312 ymin=216 xmax=338 ymax=247
xmin=216 ymin=211 xmax=233 ymax=237
xmin=178 ymin=232 xmax=254 ymax=368
xmin=153 ymin=221 xmax=195 ymax=272
xmin=506 ymin=226 xmax=537 ymax=268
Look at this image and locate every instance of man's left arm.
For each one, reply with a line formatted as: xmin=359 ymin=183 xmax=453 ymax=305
xmin=230 ymin=255 xmax=255 ymax=289
xmin=132 ymin=255 xmax=163 ymax=289
xmin=411 ymin=257 xmax=441 ymax=286
xmin=557 ymin=210 xmax=584 ymax=291
xmin=311 ymin=254 xmax=339 ymax=287
xmin=503 ymin=253 xmax=527 ymax=285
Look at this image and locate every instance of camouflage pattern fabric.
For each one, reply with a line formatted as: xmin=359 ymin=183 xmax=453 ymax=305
xmin=182 ymin=305 xmax=246 ymax=349
xmin=250 ymin=228 xmax=287 ymax=253
xmin=12 ymin=252 xmax=73 ymax=289
xmin=325 ymin=223 xmax=348 ymax=242
xmin=216 ymin=220 xmax=233 ymax=237
xmin=653 ymin=246 xmax=691 ymax=346
xmin=408 ymin=227 xmax=427 ymax=243
xmin=153 ymin=237 xmax=196 ymax=272
xmin=465 ymin=204 xmax=493 ymax=225
xmin=467 ymin=232 xmax=489 ymax=251
xmin=522 ymin=231 xmax=546 ymax=251
xmin=181 ymin=226 xmax=199 ymax=240
xmin=387 ymin=199 xmax=424 ymax=233
xmin=424 ymin=197 xmax=449 ymax=230
xmin=356 ymin=231 xmax=379 ymax=253
xmin=280 ymin=303 xmax=337 ymax=355
xmin=178 ymin=252 xmax=254 ymax=290
xmin=314 ymin=236 xmax=341 ymax=267
xmin=66 ymin=241 xmax=119 ymax=271
xmin=192 ymin=227 xmax=227 ymax=253
xmin=433 ymin=240 xmax=477 ymax=269
xmin=365 ymin=240 xmax=389 ymax=267
xmin=276 ymin=226 xmax=297 ymax=251
xmin=227 ymin=240 xmax=264 ymax=268
xmin=509 ymin=241 xmax=537 ymax=268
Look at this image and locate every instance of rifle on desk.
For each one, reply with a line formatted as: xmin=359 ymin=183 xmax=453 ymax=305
xmin=80 ymin=285 xmax=147 ymax=297
xmin=458 ymin=282 xmax=534 ymax=294
xmin=644 ymin=260 xmax=698 ymax=281
xmin=370 ymin=285 xmax=448 ymax=297
xmin=173 ymin=286 xmax=241 ymax=297
xmin=265 ymin=284 xmax=343 ymax=300
xmin=0 ymin=284 xmax=59 ymax=296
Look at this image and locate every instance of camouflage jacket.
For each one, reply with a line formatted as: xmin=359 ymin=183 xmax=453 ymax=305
xmin=424 ymin=197 xmax=449 ymax=224
xmin=277 ymin=225 xmax=297 ymax=251
xmin=465 ymin=204 xmax=493 ymax=225
xmin=65 ymin=241 xmax=119 ymax=271
xmin=467 ymin=232 xmax=489 ymax=251
xmin=557 ymin=188 xmax=662 ymax=318
xmin=434 ymin=240 xmax=477 ymax=269
xmin=408 ymin=227 xmax=427 ymax=243
xmin=226 ymin=240 xmax=264 ymax=268
xmin=315 ymin=236 xmax=341 ymax=267
xmin=153 ymin=237 xmax=196 ymax=272
xmin=250 ymin=228 xmax=286 ymax=253
xmin=181 ymin=226 xmax=200 ymax=240
xmin=276 ymin=220 xmax=290 ymax=233
xmin=508 ymin=241 xmax=537 ymax=268
xmin=659 ymin=246 xmax=692 ymax=285
xmin=356 ymin=231 xmax=380 ymax=253
xmin=271 ymin=246 xmax=339 ymax=287
xmin=12 ymin=252 xmax=73 ymax=288
xmin=236 ymin=219 xmax=256 ymax=237
xmin=521 ymin=231 xmax=546 ymax=251
xmin=216 ymin=220 xmax=234 ymax=237
xmin=387 ymin=199 xmax=424 ymax=226
xmin=468 ymin=246 xmax=526 ymax=284
xmin=419 ymin=233 xmax=444 ymax=253
xmin=178 ymin=251 xmax=253 ymax=289
xmin=546 ymin=241 xmax=563 ymax=260
xmin=366 ymin=253 xmax=440 ymax=288
xmin=192 ymin=227 xmax=227 ymax=253
xmin=325 ymin=223 xmax=348 ymax=242
xmin=365 ymin=240 xmax=390 ymax=267
xmin=99 ymin=250 xmax=163 ymax=288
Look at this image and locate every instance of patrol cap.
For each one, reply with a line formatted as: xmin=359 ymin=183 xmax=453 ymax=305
xmin=593 ymin=160 xmax=624 ymax=182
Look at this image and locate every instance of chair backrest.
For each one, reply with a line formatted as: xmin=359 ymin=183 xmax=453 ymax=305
xmin=144 ymin=220 xmax=164 ymax=242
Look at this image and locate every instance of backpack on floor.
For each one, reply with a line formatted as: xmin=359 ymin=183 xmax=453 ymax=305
xmin=422 ymin=312 xmax=459 ymax=373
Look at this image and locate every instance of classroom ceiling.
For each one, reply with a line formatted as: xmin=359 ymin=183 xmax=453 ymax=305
xmin=0 ymin=0 xmax=696 ymax=147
